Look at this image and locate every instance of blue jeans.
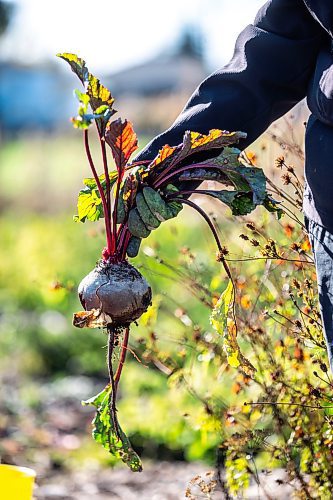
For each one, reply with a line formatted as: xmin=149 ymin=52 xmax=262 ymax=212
xmin=305 ymin=216 xmax=333 ymax=373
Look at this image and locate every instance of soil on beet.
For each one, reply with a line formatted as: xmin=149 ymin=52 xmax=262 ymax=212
xmin=78 ymin=260 xmax=152 ymax=325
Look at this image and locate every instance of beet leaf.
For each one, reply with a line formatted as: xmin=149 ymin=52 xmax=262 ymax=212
xmin=210 ymin=280 xmax=255 ymax=376
xmin=57 ymin=52 xmax=116 ymax=135
xmin=82 ymin=386 xmax=142 ymax=472
xmin=83 ymin=171 xmax=118 ymax=190
xmin=175 ymin=129 xmax=247 ymax=164
xmin=74 ymin=173 xmax=119 ymax=223
xmin=193 ymin=190 xmax=255 ymax=216
xmin=105 ymin=118 xmax=138 ymax=170
xmin=75 ymin=187 xmax=103 ymax=223
xmin=57 ymin=52 xmax=88 ymax=84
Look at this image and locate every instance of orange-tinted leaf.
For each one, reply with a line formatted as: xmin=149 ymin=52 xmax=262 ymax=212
xmin=177 ymin=129 xmax=247 ymax=164
xmin=148 ymin=145 xmax=177 ymax=172
xmin=105 ymin=118 xmax=138 ymax=170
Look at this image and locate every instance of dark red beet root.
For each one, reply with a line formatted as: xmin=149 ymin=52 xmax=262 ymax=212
xmin=78 ymin=260 xmax=152 ymax=325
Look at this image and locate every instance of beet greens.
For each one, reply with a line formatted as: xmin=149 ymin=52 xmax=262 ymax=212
xmin=58 ymin=52 xmax=281 ymax=471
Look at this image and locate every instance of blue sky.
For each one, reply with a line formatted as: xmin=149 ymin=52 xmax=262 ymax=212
xmin=0 ymin=0 xmax=263 ymax=73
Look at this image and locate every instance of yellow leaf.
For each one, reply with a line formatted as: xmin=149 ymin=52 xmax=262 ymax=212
xmin=228 ymin=351 xmax=240 ymax=368
xmin=210 ymin=280 xmax=234 ymax=335
xmin=210 ymin=281 xmax=255 ymax=375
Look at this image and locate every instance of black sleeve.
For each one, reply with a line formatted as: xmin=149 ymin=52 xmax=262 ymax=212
xmin=135 ymin=0 xmax=326 ymax=161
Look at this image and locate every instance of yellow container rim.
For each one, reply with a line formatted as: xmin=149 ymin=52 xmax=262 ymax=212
xmin=0 ymin=464 xmax=36 ymax=478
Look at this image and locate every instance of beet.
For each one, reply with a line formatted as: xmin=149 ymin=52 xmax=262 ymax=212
xmin=78 ymin=260 xmax=152 ymax=325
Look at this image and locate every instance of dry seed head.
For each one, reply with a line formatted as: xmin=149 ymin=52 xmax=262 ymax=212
xmin=246 ymin=222 xmax=256 ymax=231
xmin=282 ymin=173 xmax=291 ymax=185
xmin=290 ymin=242 xmax=301 ymax=252
xmin=217 ymin=247 xmax=229 ymax=261
xmin=304 ymin=279 xmax=311 ymax=289
xmin=250 ymin=239 xmax=260 ymax=247
xmin=292 ymin=279 xmax=301 ymax=289
xmin=275 ymin=156 xmax=285 ymax=168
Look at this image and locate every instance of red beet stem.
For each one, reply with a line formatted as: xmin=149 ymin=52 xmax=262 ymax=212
xmin=116 ymin=224 xmax=127 ymax=259
xmin=100 ymin=138 xmax=112 ymax=228
xmin=113 ymin=173 xmax=122 ymax=252
xmin=170 ymin=197 xmax=233 ymax=284
xmin=84 ymin=130 xmax=113 ymax=256
xmin=114 ymin=327 xmax=130 ymax=391
xmin=121 ymin=230 xmax=131 ymax=261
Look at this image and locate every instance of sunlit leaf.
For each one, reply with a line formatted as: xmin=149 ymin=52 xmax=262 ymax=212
xmin=57 ymin=52 xmax=116 ymax=134
xmin=57 ymin=52 xmax=89 ymax=84
xmin=323 ymin=403 xmax=333 ymax=417
xmin=71 ymin=89 xmax=92 ymax=129
xmin=210 ymin=280 xmax=255 ymax=375
xmin=210 ymin=280 xmax=234 ymax=335
xmin=87 ymin=75 xmax=115 ymax=115
xmin=74 ymin=172 xmax=119 ymax=222
xmin=105 ymin=118 xmax=138 ymax=171
xmin=82 ymin=386 xmax=142 ymax=472
xmin=120 ymin=172 xmax=139 ymax=220
xmin=76 ymin=187 xmax=103 ymax=222
xmin=176 ymin=129 xmax=247 ymax=164
xmin=83 ymin=171 xmax=118 ymax=190
xmin=146 ymin=145 xmax=178 ymax=176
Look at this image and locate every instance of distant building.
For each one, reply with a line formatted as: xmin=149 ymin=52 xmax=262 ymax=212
xmin=0 ymin=29 xmax=208 ymax=135
xmin=105 ymin=27 xmax=207 ymax=97
xmin=0 ymin=62 xmax=74 ymax=135
xmin=105 ymin=52 xmax=207 ymax=98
